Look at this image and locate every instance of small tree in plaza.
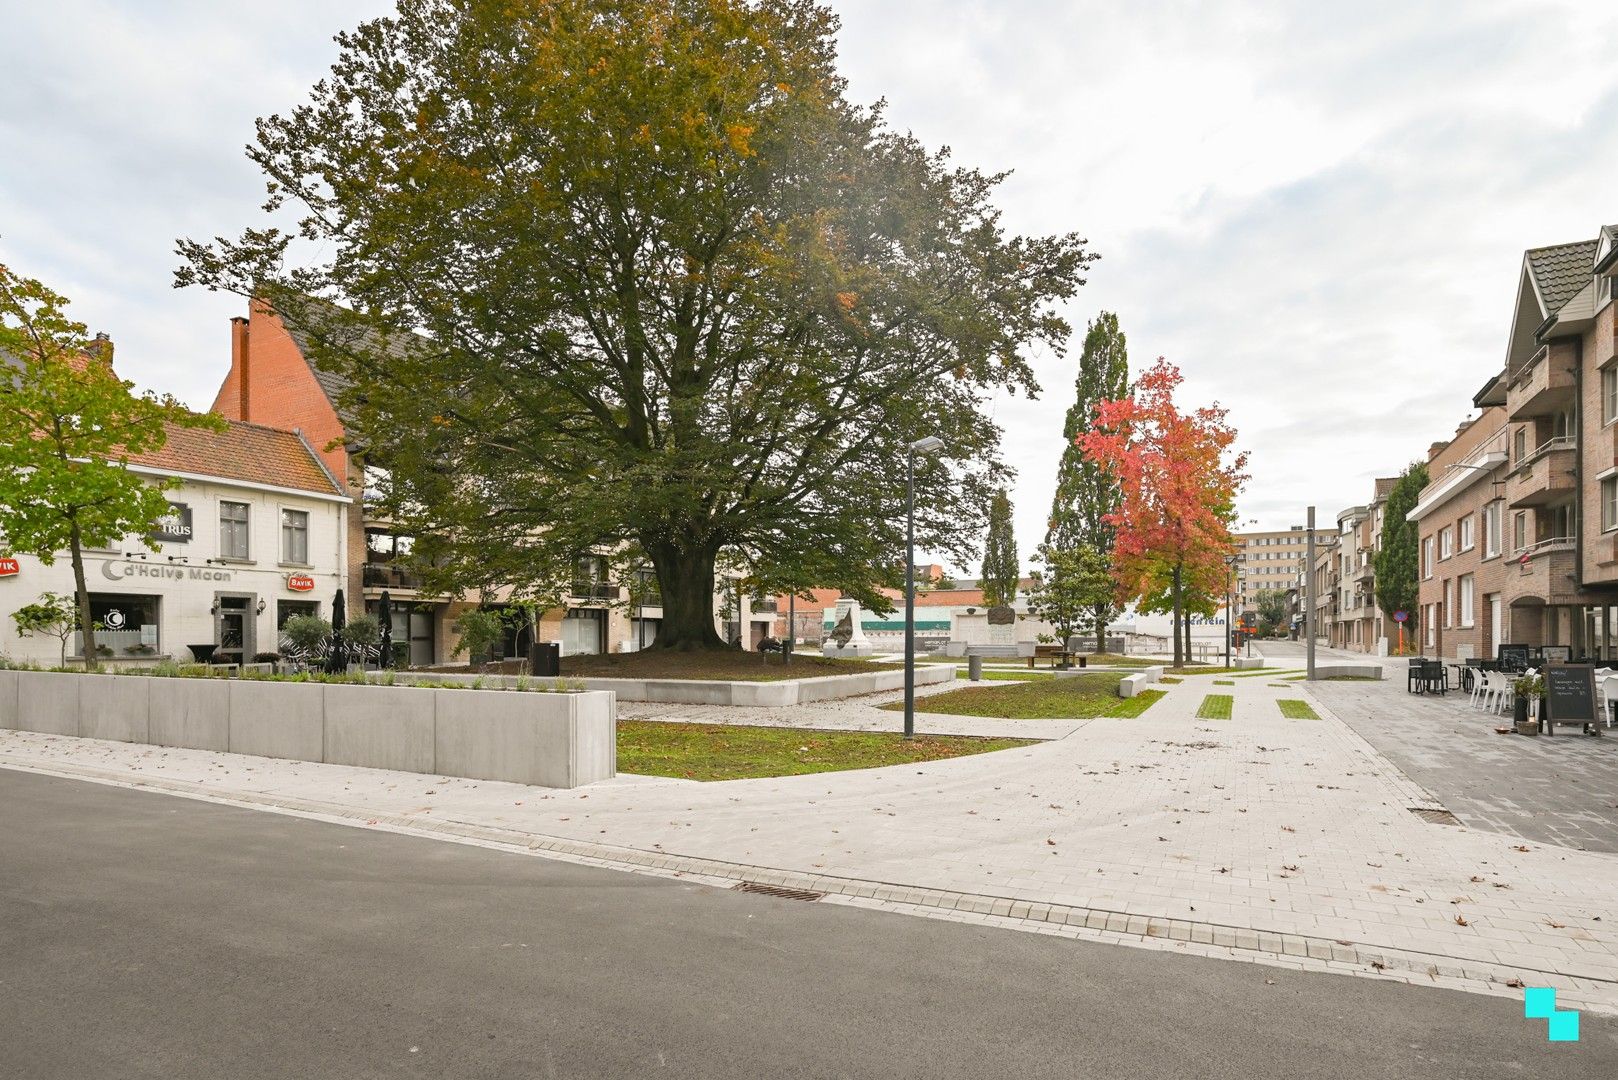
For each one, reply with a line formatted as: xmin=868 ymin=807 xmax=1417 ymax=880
xmin=1078 ymin=359 xmax=1248 ymax=668
xmin=0 ymin=264 xmax=220 ymax=669
xmin=1026 ymin=542 xmax=1115 ymax=655
xmin=11 ymin=591 xmax=77 ymax=667
xmin=451 ymin=608 xmax=507 ymax=665
xmin=279 ymin=614 xmax=334 ymax=668
xmin=1375 ymin=462 xmax=1429 ymax=652
xmin=980 ymin=491 xmax=1020 ymax=607
xmin=1254 ymin=588 xmax=1289 ymax=638
xmin=340 ymin=613 xmax=383 ymax=666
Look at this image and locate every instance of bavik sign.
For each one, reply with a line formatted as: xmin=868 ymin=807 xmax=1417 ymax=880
xmin=0 ymin=557 xmax=19 ymax=578
xmin=286 ymin=573 xmax=316 ymax=593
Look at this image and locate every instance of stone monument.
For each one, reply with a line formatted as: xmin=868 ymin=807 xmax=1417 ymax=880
xmin=821 ymin=597 xmax=876 ymax=658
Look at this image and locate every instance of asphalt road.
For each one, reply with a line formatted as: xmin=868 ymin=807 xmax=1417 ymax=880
xmin=2 ymin=768 xmax=1614 ymax=1079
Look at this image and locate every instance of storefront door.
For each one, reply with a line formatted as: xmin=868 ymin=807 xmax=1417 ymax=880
xmin=215 ymin=594 xmax=256 ymax=664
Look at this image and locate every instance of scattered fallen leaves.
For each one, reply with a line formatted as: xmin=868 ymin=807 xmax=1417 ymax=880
xmin=1547 ymin=919 xmax=1566 ymax=929
xmin=1046 ymin=838 xmax=1056 ymax=846
xmin=1454 ymin=914 xmax=1469 ymax=927
xmin=1512 ymin=845 xmax=1531 ymax=852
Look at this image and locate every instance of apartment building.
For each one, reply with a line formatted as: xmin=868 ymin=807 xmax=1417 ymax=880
xmin=1410 ymin=226 xmax=1618 ymax=661
xmin=1409 ymin=407 xmax=1510 ymax=659
xmin=1233 ymin=527 xmax=1334 ymax=614
xmin=1323 ymin=478 xmax=1398 ymax=652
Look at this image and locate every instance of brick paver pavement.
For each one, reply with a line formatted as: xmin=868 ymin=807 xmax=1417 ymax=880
xmin=4 ymin=664 xmax=1615 ymax=1013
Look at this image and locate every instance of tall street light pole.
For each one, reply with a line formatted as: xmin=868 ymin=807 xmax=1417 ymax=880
xmin=1306 ymin=505 xmax=1317 ymax=681
xmin=905 ymin=436 xmax=946 ymax=739
xmin=1223 ymin=553 xmax=1242 ymax=668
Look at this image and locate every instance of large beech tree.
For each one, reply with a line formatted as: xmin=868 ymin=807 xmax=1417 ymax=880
xmin=176 ymin=0 xmax=1094 ymax=648
xmin=1078 ymin=359 xmax=1247 ymax=668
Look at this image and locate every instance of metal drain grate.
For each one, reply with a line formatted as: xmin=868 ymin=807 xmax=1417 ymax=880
xmin=1410 ymin=807 xmax=1462 ymax=826
xmin=733 ymin=881 xmax=825 ymax=902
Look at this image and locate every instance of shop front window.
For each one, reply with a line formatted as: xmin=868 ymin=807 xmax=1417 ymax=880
xmin=77 ymin=594 xmax=161 ymax=659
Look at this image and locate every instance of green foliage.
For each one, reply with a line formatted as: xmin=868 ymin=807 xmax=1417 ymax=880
xmin=0 ymin=264 xmax=221 ymax=669
xmin=980 ymin=491 xmax=1020 ymax=607
xmin=11 ymin=591 xmax=78 ymax=667
xmin=176 ymin=0 xmax=1095 ymax=648
xmin=340 ymin=613 xmax=382 ymax=648
xmin=1276 ymin=698 xmax=1320 ymax=719
xmin=1027 ymin=542 xmax=1116 ymax=649
xmin=1048 ymin=311 xmax=1128 ymax=552
xmin=1195 ymin=694 xmax=1233 ymax=720
xmin=280 ymin=614 xmax=334 ymax=660
xmin=887 ymin=673 xmax=1163 ymax=719
xmin=1254 ymin=588 xmax=1289 ymax=637
xmin=1374 ymin=462 xmax=1429 ymax=635
xmin=451 ymin=608 xmax=507 ymax=660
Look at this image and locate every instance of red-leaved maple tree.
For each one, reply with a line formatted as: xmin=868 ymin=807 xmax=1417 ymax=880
xmin=1077 ymin=358 xmax=1248 ymax=667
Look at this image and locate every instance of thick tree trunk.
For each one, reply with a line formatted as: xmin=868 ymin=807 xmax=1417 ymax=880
xmin=1171 ymin=563 xmax=1184 ymax=668
xmin=69 ymin=523 xmax=96 ymax=671
xmin=646 ymin=541 xmax=726 ymax=650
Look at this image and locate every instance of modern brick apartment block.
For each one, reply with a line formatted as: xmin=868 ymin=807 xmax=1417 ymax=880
xmin=1410 ymin=226 xmax=1618 ymax=661
xmin=1410 ymin=407 xmax=1510 ymax=661
xmin=1233 ymin=527 xmax=1334 ymax=615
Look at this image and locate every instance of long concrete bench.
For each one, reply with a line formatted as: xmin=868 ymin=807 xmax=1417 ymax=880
xmin=1310 ymin=664 xmax=1385 ymax=681
xmin=1119 ymin=673 xmax=1152 ymax=698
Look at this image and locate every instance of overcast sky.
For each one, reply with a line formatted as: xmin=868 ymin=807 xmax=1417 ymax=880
xmin=4 ymin=1 xmax=1618 ymax=574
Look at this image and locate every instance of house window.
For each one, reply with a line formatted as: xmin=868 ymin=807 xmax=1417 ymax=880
xmin=1604 ymin=366 xmax=1618 ymax=425
xmin=281 ymin=509 xmax=309 ymax=564
xmin=1458 ymin=515 xmax=1474 ymax=553
xmin=1513 ymin=427 xmax=1527 ymax=463
xmin=1513 ymin=512 xmax=1526 ymax=551
xmin=1422 ymin=537 xmax=1435 ymax=579
xmin=1604 ymin=478 xmax=1618 ymax=532
xmin=1424 ymin=605 xmax=1436 ymax=647
xmin=1443 ymin=580 xmax=1453 ymax=628
xmin=1483 ymin=501 xmax=1501 ymax=557
xmin=1439 ymin=527 xmax=1453 ymax=560
xmin=219 ymin=501 xmax=250 ymax=560
xmin=1459 ymin=574 xmax=1474 ymax=628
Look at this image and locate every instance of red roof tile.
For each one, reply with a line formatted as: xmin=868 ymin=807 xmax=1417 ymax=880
xmin=123 ymin=418 xmax=347 ymax=498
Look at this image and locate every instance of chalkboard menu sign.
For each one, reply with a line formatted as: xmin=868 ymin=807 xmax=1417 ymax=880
xmin=1545 ymin=663 xmax=1597 ymax=728
xmin=1497 ymin=644 xmax=1532 ymax=671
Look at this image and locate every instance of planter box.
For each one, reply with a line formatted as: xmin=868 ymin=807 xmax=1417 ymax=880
xmin=0 ymin=671 xmax=615 ymax=789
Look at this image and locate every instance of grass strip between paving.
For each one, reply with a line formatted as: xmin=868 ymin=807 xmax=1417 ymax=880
xmin=1276 ymin=699 xmax=1321 ymax=720
xmin=1195 ymin=694 xmax=1233 ymax=720
xmin=616 ymin=721 xmax=1033 ymax=781
xmin=883 ymin=673 xmax=1165 ymax=720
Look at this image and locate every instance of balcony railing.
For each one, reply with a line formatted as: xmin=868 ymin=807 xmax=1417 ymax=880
xmin=750 ymin=598 xmax=779 ymax=614
xmin=1507 ymin=342 xmax=1577 ymax=421
xmin=1507 ymin=436 xmax=1577 ymax=508
xmin=570 ymin=581 xmax=619 ymax=601
xmin=363 ymin=562 xmax=423 ymax=590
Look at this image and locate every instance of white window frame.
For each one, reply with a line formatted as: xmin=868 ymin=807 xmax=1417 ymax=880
xmin=280 ymin=507 xmax=310 ymax=566
xmin=1483 ymin=501 xmax=1501 ymax=558
xmin=1439 ymin=527 xmax=1453 ymax=560
xmin=1458 ymin=574 xmax=1474 ymax=628
xmin=219 ymin=501 xmax=250 ymax=561
xmin=1423 ymin=537 xmax=1435 ymax=579
xmin=1458 ymin=515 xmax=1474 ymax=553
xmin=1443 ymin=579 xmax=1453 ymax=628
xmin=1604 ymin=477 xmax=1618 ymax=533
xmin=1603 ymin=365 xmax=1618 ymax=425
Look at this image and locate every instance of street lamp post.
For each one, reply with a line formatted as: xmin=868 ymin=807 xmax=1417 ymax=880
xmin=905 ymin=436 xmax=946 ymax=739
xmin=1223 ymin=553 xmax=1242 ymax=668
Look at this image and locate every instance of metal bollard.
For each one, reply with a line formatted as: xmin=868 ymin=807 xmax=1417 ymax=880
xmin=968 ymin=654 xmax=983 ymax=681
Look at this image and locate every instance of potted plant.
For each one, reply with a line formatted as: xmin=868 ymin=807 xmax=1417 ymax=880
xmin=1512 ymin=672 xmax=1543 ymax=734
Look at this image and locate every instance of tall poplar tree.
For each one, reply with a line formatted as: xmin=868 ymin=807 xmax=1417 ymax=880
xmin=1047 ymin=311 xmax=1129 ymax=650
xmin=1375 ymin=461 xmax=1428 ymax=650
xmin=980 ymin=491 xmax=1020 ymax=607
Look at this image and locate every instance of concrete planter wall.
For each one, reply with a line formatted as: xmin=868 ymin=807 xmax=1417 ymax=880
xmin=395 ymin=664 xmax=954 ymax=706
xmin=0 ymin=670 xmax=614 ymax=789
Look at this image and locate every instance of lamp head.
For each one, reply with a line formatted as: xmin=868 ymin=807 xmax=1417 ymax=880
xmin=910 ymin=436 xmax=946 ymax=455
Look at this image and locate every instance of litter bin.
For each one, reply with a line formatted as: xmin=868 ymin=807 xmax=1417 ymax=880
xmin=968 ymin=654 xmax=983 ymax=681
xmin=529 ymin=642 xmax=560 ymax=678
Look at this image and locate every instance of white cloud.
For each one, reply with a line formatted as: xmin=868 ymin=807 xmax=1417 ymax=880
xmin=3 ymin=0 xmax=1617 ymax=575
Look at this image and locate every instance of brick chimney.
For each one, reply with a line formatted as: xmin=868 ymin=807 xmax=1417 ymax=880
xmin=86 ymin=332 xmax=114 ymax=368
xmin=230 ymin=316 xmax=250 ymax=419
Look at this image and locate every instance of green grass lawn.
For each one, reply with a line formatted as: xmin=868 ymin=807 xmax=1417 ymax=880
xmin=1167 ymin=666 xmax=1243 ymax=676
xmin=882 ymin=673 xmax=1164 ymax=720
xmin=1196 ymin=694 xmax=1233 ymax=720
xmin=1231 ymin=669 xmax=1304 ymax=679
xmin=1277 ymin=699 xmax=1321 ymax=719
xmin=955 ymin=669 xmax=1058 ymax=681
xmin=1213 ymin=679 xmax=1234 ymax=685
xmin=1160 ymin=676 xmax=1183 ymax=685
xmin=615 ymin=721 xmax=1032 ymax=781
